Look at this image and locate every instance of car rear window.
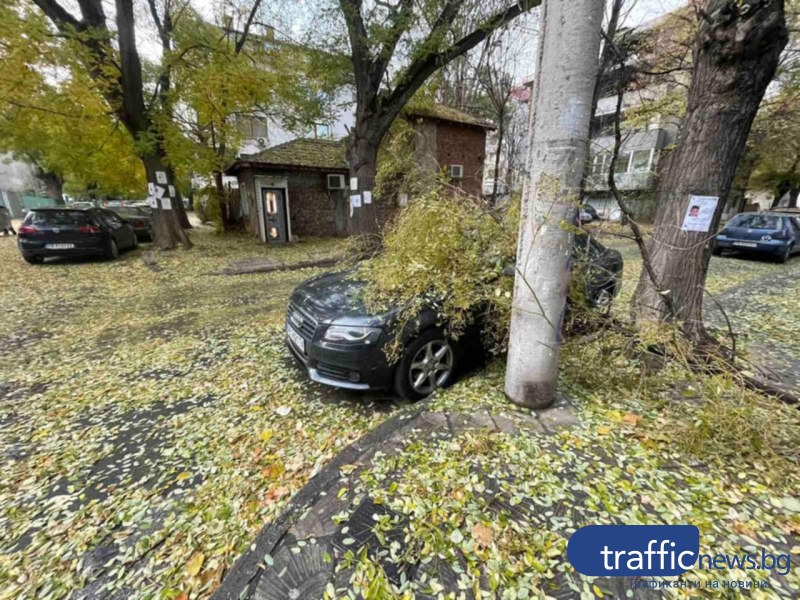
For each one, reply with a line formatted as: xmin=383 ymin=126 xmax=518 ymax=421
xmin=27 ymin=210 xmax=90 ymax=226
xmin=729 ymin=214 xmax=784 ymax=229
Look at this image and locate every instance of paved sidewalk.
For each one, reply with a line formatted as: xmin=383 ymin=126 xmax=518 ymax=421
xmin=212 ymin=398 xmax=599 ymax=600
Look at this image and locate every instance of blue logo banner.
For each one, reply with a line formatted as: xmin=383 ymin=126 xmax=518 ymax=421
xmin=567 ymin=525 xmax=700 ymax=576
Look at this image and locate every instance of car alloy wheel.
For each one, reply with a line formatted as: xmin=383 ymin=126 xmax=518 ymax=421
xmin=593 ymin=288 xmax=614 ymax=309
xmin=408 ymin=340 xmax=454 ymax=395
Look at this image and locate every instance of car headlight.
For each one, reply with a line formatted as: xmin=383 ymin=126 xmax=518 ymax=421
xmin=323 ymin=325 xmax=382 ymax=344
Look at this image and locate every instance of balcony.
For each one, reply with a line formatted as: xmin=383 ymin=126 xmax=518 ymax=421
xmin=586 ymin=127 xmax=669 ymax=193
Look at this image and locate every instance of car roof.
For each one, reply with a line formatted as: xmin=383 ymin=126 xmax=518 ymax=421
xmin=32 ymin=206 xmax=93 ymax=211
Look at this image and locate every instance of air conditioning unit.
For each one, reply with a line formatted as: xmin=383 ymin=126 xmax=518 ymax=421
xmin=256 ymin=137 xmax=267 ymax=147
xmin=449 ymin=164 xmax=464 ymax=179
xmin=327 ymin=174 xmax=346 ymax=190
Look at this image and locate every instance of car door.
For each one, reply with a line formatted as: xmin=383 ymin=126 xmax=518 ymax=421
xmin=101 ymin=209 xmax=133 ymax=248
xmin=789 ymin=217 xmax=800 ymax=253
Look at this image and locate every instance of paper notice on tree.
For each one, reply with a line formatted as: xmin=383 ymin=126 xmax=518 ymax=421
xmin=681 ymin=195 xmax=718 ymax=232
xmin=350 ymin=177 xmax=358 ymax=190
xmin=155 ymin=185 xmax=165 ymax=199
xmin=351 ymin=194 xmax=361 ymax=208
xmin=168 ymin=185 xmax=176 ymax=197
xmin=363 ymin=191 xmax=372 ymax=204
xmin=148 ymin=182 xmax=156 ymax=196
xmin=147 ymin=196 xmax=158 ymax=208
xmin=161 ymin=197 xmax=172 ymax=210
xmin=156 ymin=171 xmax=168 ymax=184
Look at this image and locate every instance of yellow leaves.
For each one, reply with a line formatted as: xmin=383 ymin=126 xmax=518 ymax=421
xmin=593 ymin=584 xmax=604 ymax=597
xmin=186 ymin=552 xmax=205 ymax=577
xmin=260 ymin=457 xmax=285 ymax=479
xmin=259 ymin=429 xmax=273 ymax=443
xmin=176 ymin=471 xmax=191 ymax=482
xmin=622 ymin=413 xmax=639 ymax=426
xmin=596 ymin=426 xmax=611 ymax=435
xmin=471 ymin=523 xmax=493 ymax=549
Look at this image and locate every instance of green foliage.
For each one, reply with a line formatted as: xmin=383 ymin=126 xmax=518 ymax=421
xmin=357 ymin=191 xmax=517 ymax=358
xmin=0 ymin=1 xmax=144 ymax=197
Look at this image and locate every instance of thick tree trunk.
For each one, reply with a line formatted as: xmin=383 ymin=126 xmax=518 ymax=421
xmin=633 ymin=0 xmax=786 ymax=342
xmin=345 ymin=132 xmax=381 ymax=235
xmin=504 ymin=0 xmax=604 ymax=409
xmin=143 ymin=155 xmax=192 ymax=250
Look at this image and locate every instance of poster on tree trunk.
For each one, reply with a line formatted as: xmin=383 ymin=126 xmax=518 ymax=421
xmin=681 ymin=195 xmax=718 ymax=232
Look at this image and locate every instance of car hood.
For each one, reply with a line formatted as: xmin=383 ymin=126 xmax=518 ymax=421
xmin=720 ymin=226 xmax=782 ymax=241
xmin=290 ymin=269 xmax=394 ymax=327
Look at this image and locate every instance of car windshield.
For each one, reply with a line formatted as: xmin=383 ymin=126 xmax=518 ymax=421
xmin=729 ymin=214 xmax=783 ymax=229
xmin=28 ymin=210 xmax=89 ymax=226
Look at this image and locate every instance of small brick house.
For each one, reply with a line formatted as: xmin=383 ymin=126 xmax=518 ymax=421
xmin=225 ymin=104 xmax=492 ymax=243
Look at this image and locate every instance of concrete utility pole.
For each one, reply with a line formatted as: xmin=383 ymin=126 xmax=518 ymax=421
xmin=504 ymin=0 xmax=604 ymax=409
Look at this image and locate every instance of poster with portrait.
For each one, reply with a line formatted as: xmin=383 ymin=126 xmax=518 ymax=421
xmin=681 ymin=195 xmax=718 ymax=232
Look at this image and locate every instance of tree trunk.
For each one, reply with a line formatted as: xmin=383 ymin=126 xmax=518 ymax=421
xmin=504 ymin=0 xmax=604 ymax=409
xmin=39 ymin=171 xmax=63 ymax=203
xmin=633 ymin=0 xmax=787 ymax=342
xmin=789 ymin=185 xmax=799 ymax=208
xmin=492 ymin=119 xmax=505 ymax=204
xmin=144 ymin=155 xmax=192 ymax=250
xmin=345 ymin=131 xmax=381 ymax=235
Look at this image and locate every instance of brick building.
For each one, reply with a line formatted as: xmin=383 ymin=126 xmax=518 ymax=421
xmin=226 ymin=104 xmax=492 ymax=243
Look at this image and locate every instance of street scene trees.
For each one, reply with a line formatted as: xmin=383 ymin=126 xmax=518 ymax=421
xmin=2 ymin=0 xmax=800 ymax=598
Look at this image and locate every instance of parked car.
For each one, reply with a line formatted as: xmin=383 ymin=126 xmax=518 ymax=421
xmin=582 ymin=204 xmax=601 ymax=221
xmin=17 ymin=207 xmax=138 ymax=264
xmin=70 ymin=201 xmax=97 ymax=209
xmin=285 ymin=234 xmax=623 ymax=400
xmin=713 ymin=212 xmax=800 ymax=263
xmin=111 ymin=206 xmax=153 ymax=241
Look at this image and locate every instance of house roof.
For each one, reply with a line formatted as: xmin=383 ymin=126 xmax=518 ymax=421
xmin=226 ymin=138 xmax=348 ymax=174
xmin=403 ymin=103 xmax=495 ymax=130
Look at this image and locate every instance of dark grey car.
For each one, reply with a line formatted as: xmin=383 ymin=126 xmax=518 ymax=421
xmin=285 ymin=233 xmax=623 ymax=400
xmin=18 ymin=207 xmax=137 ymax=264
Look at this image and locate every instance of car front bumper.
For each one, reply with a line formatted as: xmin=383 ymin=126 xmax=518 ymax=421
xmin=285 ymin=322 xmax=395 ymax=391
xmin=714 ymin=238 xmax=791 ymax=255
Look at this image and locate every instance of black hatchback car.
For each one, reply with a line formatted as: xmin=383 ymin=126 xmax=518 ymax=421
xmin=17 ymin=207 xmax=138 ymax=264
xmin=286 ymin=234 xmax=623 ymax=400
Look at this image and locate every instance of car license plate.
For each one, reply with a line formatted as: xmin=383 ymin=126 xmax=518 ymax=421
xmin=45 ymin=243 xmax=75 ymax=250
xmin=286 ymin=324 xmax=305 ymax=352
xmin=733 ymin=241 xmax=757 ymax=248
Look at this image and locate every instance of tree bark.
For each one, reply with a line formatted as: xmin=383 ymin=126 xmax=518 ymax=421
xmin=504 ymin=0 xmax=604 ymax=409
xmin=632 ymin=0 xmax=787 ymax=342
xmin=346 ymin=128 xmax=382 ymax=235
xmin=143 ymin=155 xmax=192 ymax=250
xmin=492 ymin=117 xmax=505 ymax=204
xmin=38 ymin=170 xmax=63 ymax=202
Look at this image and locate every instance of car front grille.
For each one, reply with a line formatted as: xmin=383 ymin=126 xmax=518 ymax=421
xmin=287 ymin=302 xmax=318 ymax=341
xmin=316 ymin=362 xmax=350 ymax=381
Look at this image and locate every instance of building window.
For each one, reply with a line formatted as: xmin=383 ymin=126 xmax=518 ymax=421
xmin=614 ymin=152 xmax=632 ymax=174
xmin=238 ymin=116 xmax=268 ymax=140
xmin=591 ymin=152 xmax=612 ymax=176
xmin=315 ymin=123 xmax=332 ymax=139
xmin=630 ymin=149 xmax=653 ymax=173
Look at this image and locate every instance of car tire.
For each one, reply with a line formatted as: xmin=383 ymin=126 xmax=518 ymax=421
xmin=131 ymin=234 xmax=139 ymax=249
xmin=22 ymin=254 xmax=43 ymax=265
xmin=106 ymin=238 xmax=119 ymax=261
xmin=394 ymin=328 xmax=457 ymax=402
xmin=778 ymin=244 xmax=792 ymax=263
xmin=711 ymin=245 xmax=722 ymax=256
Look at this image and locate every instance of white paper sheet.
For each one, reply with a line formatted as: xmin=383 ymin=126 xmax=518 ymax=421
xmin=363 ymin=191 xmax=372 ymax=204
xmin=681 ymin=195 xmax=718 ymax=232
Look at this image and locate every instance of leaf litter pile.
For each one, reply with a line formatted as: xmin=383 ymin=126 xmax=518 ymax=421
xmin=1 ymin=225 xmax=800 ymax=599
xmin=322 ymin=234 xmax=800 ymax=599
xmin=0 ymin=231 xmax=396 ymax=599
